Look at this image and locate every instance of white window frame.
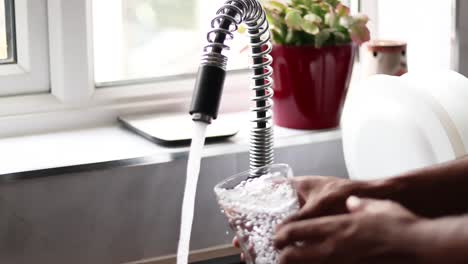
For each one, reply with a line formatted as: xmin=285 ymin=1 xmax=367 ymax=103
xmin=0 ymin=0 xmax=49 ymax=96
xmin=0 ymin=0 xmax=459 ymax=138
xmin=0 ymin=0 xmax=250 ymax=137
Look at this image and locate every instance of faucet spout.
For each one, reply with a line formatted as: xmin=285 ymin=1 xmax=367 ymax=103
xmin=189 ymin=65 xmax=226 ymax=124
xmin=190 ymin=0 xmax=274 ymax=172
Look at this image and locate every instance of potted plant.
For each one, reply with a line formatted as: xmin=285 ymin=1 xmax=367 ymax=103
xmin=263 ymin=0 xmax=370 ymax=129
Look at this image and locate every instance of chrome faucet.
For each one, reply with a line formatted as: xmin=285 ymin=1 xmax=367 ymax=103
xmin=189 ymin=0 xmax=274 ymax=172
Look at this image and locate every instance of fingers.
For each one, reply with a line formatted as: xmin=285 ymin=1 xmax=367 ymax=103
xmin=290 ymin=176 xmax=313 ymax=187
xmin=276 ymin=211 xmax=303 ymax=231
xmin=276 ymin=201 xmax=320 ymax=232
xmin=290 ymin=176 xmax=312 ymax=206
xmin=279 ymin=246 xmax=315 ymax=264
xmin=232 ymin=237 xmax=246 ymax=261
xmin=232 ymin=236 xmax=254 ymax=262
xmin=279 ymin=198 xmax=345 ymax=235
xmin=346 ymin=196 xmax=404 ymax=214
xmin=278 ymin=242 xmax=333 ymax=264
xmin=277 ymin=197 xmax=330 ymax=230
xmin=346 ymin=196 xmax=364 ymax=212
xmin=274 ymin=219 xmax=323 ymax=250
xmin=278 ymin=177 xmax=321 ymax=229
xmin=232 ymin=236 xmax=239 ymax=248
xmin=274 ymin=216 xmax=349 ymax=250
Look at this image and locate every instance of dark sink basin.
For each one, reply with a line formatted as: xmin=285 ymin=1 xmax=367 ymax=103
xmin=194 ymin=255 xmax=242 ymax=264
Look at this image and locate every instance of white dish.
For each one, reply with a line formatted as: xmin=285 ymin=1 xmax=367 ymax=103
xmin=342 ymin=71 xmax=468 ymax=181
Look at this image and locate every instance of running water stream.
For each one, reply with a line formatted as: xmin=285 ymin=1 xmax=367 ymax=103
xmin=176 ymin=121 xmax=208 ymax=264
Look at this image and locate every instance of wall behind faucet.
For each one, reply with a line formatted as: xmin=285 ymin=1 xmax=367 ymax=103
xmin=458 ymin=0 xmax=468 ymax=76
xmin=0 ymin=139 xmax=347 ymax=264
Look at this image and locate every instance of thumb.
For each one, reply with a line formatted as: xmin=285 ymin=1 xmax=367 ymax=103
xmin=346 ymin=196 xmax=396 ymax=214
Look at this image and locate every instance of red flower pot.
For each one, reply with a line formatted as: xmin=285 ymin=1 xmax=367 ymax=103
xmin=271 ymin=44 xmax=355 ymax=130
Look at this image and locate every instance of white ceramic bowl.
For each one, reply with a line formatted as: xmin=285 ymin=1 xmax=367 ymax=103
xmin=342 ymin=70 xmax=468 ymax=181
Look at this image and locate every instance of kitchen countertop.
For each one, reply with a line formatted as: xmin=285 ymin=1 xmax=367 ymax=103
xmin=0 ymin=112 xmax=341 ymax=182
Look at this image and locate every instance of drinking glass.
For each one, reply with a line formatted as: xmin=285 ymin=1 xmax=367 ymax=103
xmin=214 ymin=164 xmax=299 ymax=264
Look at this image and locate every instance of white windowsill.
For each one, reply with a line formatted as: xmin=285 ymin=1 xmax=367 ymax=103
xmin=0 ymin=112 xmax=341 ymax=177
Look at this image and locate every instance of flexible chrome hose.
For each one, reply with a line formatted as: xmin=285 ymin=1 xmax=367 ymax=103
xmin=202 ymin=0 xmax=274 ymax=173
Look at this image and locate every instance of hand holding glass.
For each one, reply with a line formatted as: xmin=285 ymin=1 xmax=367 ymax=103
xmin=214 ymin=164 xmax=299 ymax=264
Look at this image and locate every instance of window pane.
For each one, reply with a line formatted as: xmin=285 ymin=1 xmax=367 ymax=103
xmin=0 ymin=0 xmax=16 ymax=63
xmin=92 ymin=0 xmax=249 ymax=84
xmin=362 ymin=0 xmax=453 ymax=71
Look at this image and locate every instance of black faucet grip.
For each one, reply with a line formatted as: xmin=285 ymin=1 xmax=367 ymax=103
xmin=189 ymin=65 xmax=226 ymax=121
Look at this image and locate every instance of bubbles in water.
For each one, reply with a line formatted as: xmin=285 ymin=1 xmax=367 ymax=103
xmin=215 ymin=173 xmax=299 ymax=264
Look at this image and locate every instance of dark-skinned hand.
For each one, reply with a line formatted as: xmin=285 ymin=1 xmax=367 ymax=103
xmin=233 ymin=175 xmax=368 ymax=261
xmin=275 ymin=196 xmax=423 ymax=264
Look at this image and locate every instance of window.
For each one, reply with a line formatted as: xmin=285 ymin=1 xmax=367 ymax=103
xmin=0 ymin=0 xmax=15 ymax=63
xmin=0 ymin=0 xmax=461 ymax=138
xmin=92 ymin=0 xmax=250 ymax=85
xmin=0 ymin=0 xmax=49 ymax=97
xmin=360 ymin=0 xmax=456 ymax=71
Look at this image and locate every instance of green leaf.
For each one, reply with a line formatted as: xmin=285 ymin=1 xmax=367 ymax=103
xmin=285 ymin=28 xmax=297 ymax=43
xmin=336 ymin=4 xmax=350 ymax=17
xmin=299 ymin=31 xmax=315 ymax=45
xmin=349 ymin=23 xmax=370 ymax=45
xmin=333 ymin=31 xmax=347 ymax=42
xmin=303 ymin=13 xmax=322 ymax=24
xmin=315 ymin=29 xmax=331 ymax=47
xmin=324 ymin=0 xmax=339 ymax=8
xmin=296 ymin=4 xmax=309 ymax=12
xmin=285 ymin=8 xmax=303 ymax=30
xmin=325 ymin=12 xmax=338 ymax=27
xmin=271 ymin=27 xmax=285 ymax=44
xmin=301 ymin=22 xmax=319 ymax=35
xmin=265 ymin=10 xmax=284 ymax=28
xmin=353 ymin=14 xmax=370 ymax=26
xmin=263 ymin=0 xmax=369 ymax=46
xmin=291 ymin=0 xmax=304 ymax=6
xmin=309 ymin=4 xmax=327 ymax=18
xmin=264 ymin=0 xmax=288 ymax=13
xmin=339 ymin=16 xmax=352 ymax=28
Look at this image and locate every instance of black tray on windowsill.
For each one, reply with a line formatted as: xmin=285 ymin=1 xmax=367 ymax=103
xmin=118 ymin=114 xmax=239 ymax=147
